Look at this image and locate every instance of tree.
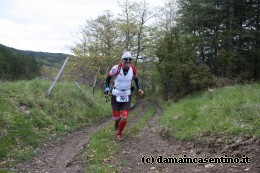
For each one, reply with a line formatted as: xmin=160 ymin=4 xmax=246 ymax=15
xmin=71 ymin=1 xmax=161 ymax=89
xmin=117 ymin=0 xmax=161 ymax=65
xmin=156 ymin=27 xmax=215 ymax=100
xmin=71 ymin=11 xmax=122 ymax=85
xmin=177 ymin=0 xmax=259 ymax=80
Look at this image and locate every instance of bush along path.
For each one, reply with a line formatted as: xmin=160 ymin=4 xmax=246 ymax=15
xmin=11 ymin=99 xmax=259 ymax=173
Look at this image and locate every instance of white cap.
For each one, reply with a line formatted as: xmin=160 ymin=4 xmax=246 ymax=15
xmin=121 ymin=51 xmax=132 ymax=59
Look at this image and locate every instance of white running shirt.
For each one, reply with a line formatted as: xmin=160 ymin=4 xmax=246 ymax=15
xmin=109 ymin=65 xmax=134 ymax=96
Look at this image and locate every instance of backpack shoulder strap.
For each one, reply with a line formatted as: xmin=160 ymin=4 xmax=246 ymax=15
xmin=115 ymin=63 xmax=123 ymax=76
xmin=115 ymin=63 xmax=137 ymax=76
xmin=130 ymin=64 xmax=137 ymax=76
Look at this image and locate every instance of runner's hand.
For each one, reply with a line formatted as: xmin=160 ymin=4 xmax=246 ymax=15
xmin=138 ymin=89 xmax=144 ymax=95
xmin=104 ymin=87 xmax=110 ymax=94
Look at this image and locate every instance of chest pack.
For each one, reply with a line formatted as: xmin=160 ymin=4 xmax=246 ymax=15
xmin=114 ymin=63 xmax=137 ymax=77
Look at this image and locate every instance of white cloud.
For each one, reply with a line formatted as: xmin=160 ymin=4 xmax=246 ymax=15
xmin=0 ymin=0 xmax=164 ymax=54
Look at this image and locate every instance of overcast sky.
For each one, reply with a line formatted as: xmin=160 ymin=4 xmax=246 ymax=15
xmin=0 ymin=0 xmax=164 ymax=54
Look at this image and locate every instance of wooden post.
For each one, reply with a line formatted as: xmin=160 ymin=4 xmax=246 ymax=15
xmin=45 ymin=56 xmax=70 ymax=97
xmin=92 ymin=67 xmax=100 ymax=95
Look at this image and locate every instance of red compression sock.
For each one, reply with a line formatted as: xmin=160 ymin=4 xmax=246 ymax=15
xmin=117 ymin=121 xmax=126 ymax=135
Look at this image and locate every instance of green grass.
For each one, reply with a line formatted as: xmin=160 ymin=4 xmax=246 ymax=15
xmin=0 ymin=79 xmax=110 ymax=167
xmin=161 ymin=83 xmax=260 ymax=140
xmin=84 ymin=124 xmax=119 ymax=173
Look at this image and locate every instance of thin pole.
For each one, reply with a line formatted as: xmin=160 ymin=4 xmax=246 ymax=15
xmin=92 ymin=67 xmax=100 ymax=95
xmin=45 ymin=56 xmax=70 ymax=97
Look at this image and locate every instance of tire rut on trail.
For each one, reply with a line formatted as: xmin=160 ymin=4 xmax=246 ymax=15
xmin=119 ymin=100 xmax=208 ymax=173
xmin=127 ymin=99 xmax=149 ymax=127
xmin=118 ymin=100 xmax=260 ymax=173
xmin=13 ymin=117 xmax=112 ymax=173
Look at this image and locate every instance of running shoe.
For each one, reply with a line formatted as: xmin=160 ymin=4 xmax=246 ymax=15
xmin=117 ymin=134 xmax=124 ymax=141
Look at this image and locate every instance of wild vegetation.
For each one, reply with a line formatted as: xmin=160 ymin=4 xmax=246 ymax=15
xmin=161 ymin=83 xmax=260 ymax=140
xmin=0 ymin=80 xmax=110 ymax=167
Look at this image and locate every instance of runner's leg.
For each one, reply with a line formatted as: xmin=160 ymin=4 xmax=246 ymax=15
xmin=111 ymin=96 xmax=121 ymax=130
xmin=117 ymin=110 xmax=128 ymax=135
xmin=113 ymin=110 xmax=121 ymax=129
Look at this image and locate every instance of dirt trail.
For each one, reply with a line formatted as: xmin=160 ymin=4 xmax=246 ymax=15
xmin=10 ymin=99 xmax=260 ymax=173
xmin=13 ymin=118 xmax=112 ymax=173
xmin=118 ymin=100 xmax=260 ymax=173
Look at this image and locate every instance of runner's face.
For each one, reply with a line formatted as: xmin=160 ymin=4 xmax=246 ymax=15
xmin=122 ymin=58 xmax=132 ymax=67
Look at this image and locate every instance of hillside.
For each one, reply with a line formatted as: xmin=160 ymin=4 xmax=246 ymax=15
xmin=0 ymin=44 xmax=70 ymax=67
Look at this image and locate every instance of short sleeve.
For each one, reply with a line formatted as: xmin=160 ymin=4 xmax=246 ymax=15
xmin=108 ymin=65 xmax=119 ymax=77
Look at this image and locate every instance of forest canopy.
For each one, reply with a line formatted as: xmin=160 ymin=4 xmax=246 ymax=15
xmin=70 ymin=0 xmax=259 ymax=100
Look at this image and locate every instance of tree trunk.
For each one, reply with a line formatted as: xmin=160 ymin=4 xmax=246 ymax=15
xmin=229 ymin=0 xmax=235 ymax=52
xmin=254 ymin=0 xmax=260 ymax=79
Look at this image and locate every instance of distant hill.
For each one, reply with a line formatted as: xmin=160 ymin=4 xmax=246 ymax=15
xmin=0 ymin=44 xmax=70 ymax=67
xmin=0 ymin=44 xmax=40 ymax=80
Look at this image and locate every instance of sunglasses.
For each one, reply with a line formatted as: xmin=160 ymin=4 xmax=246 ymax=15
xmin=123 ymin=58 xmax=132 ymax=61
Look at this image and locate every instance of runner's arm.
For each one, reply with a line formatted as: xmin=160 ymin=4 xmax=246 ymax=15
xmin=104 ymin=65 xmax=117 ymax=94
xmin=105 ymin=75 xmax=112 ymax=87
xmin=104 ymin=75 xmax=112 ymax=94
xmin=133 ymin=76 xmax=141 ymax=90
